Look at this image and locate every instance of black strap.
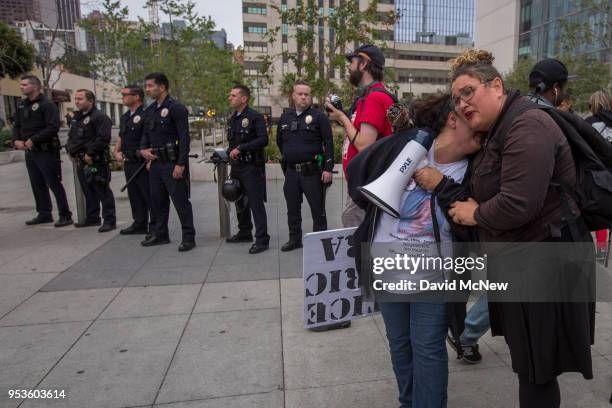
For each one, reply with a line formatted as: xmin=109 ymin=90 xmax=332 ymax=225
xmin=430 ymin=192 xmax=443 ymax=255
xmin=552 ymin=182 xmax=581 ymax=241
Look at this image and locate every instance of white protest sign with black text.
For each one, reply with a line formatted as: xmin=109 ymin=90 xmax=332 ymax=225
xmin=303 ymin=227 xmax=378 ymax=328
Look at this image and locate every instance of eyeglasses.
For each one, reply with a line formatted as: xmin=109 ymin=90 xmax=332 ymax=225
xmin=452 ymin=82 xmax=488 ymax=108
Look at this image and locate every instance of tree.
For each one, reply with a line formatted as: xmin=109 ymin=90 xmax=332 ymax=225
xmin=260 ymin=0 xmax=397 ymax=105
xmin=0 ymin=21 xmax=35 ymax=78
xmin=83 ymin=0 xmax=242 ymax=113
xmin=560 ymin=0 xmax=612 ymax=82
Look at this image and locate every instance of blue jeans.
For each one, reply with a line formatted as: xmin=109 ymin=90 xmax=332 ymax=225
xmin=459 ymin=294 xmax=490 ymax=346
xmin=379 ymin=301 xmax=448 ymax=408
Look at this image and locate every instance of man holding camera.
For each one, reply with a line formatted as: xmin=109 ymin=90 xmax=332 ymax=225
xmin=65 ymin=89 xmax=116 ymax=232
xmin=114 ymin=84 xmax=155 ymax=236
xmin=277 ymin=80 xmax=334 ymax=251
xmin=226 ymin=85 xmax=270 ymax=254
xmin=140 ymin=72 xmax=196 ymax=252
xmin=13 ymin=75 xmax=73 ymax=227
xmin=325 ymin=44 xmax=395 ymax=228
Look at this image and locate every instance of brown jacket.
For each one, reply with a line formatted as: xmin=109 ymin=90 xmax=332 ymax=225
xmin=472 ymin=92 xmax=577 ymax=242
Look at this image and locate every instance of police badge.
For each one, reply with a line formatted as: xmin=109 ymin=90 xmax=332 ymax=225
xmin=242 ymin=118 xmax=249 ymax=128
xmin=32 ymin=103 xmax=39 ymax=111
xmin=161 ymin=108 xmax=169 ymax=118
xmin=83 ymin=116 xmax=90 ymax=125
xmin=133 ymin=115 xmax=141 ymax=124
xmin=305 ymin=115 xmax=313 ymax=124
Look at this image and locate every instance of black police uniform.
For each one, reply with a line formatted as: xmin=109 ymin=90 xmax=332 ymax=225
xmin=228 ymin=107 xmax=269 ymax=247
xmin=65 ymin=107 xmax=116 ymax=226
xmin=119 ymin=105 xmax=155 ymax=232
xmin=277 ymin=105 xmax=333 ymax=242
xmin=12 ymin=94 xmax=72 ymax=222
xmin=140 ymin=96 xmax=195 ymax=244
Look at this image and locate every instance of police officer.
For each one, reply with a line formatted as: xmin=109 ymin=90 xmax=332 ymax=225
xmin=13 ymin=75 xmax=73 ymax=227
xmin=140 ymin=72 xmax=196 ymax=252
xmin=226 ymin=85 xmax=269 ymax=254
xmin=277 ymin=80 xmax=333 ymax=251
xmin=114 ymin=84 xmax=155 ymax=236
xmin=65 ymin=89 xmax=116 ymax=232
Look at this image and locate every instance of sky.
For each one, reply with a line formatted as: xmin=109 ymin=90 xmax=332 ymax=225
xmin=82 ymin=0 xmax=244 ymax=46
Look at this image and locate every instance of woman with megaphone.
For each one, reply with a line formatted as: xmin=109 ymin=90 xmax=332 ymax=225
xmin=346 ymin=94 xmax=481 ymax=408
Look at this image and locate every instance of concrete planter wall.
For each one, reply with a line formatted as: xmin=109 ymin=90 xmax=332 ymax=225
xmin=0 ymin=150 xmax=24 ymax=165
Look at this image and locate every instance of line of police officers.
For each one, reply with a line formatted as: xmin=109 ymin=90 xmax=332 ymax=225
xmin=13 ymin=74 xmax=334 ymax=255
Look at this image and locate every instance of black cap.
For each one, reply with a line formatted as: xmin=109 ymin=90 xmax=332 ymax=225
xmin=345 ymin=44 xmax=385 ymax=69
xmin=528 ymin=58 xmax=577 ymax=88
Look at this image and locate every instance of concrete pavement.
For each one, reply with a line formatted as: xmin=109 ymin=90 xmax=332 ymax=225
xmin=0 ymin=156 xmax=610 ymax=408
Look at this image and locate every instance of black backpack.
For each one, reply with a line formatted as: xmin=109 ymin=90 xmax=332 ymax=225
xmin=500 ymin=101 xmax=612 ymax=231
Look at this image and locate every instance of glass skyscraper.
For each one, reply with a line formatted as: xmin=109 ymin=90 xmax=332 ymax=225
xmin=394 ymin=0 xmax=474 ymax=45
xmin=518 ymin=0 xmax=611 ymax=62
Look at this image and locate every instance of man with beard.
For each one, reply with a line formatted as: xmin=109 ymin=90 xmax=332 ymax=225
xmin=325 ymin=44 xmax=396 ymax=229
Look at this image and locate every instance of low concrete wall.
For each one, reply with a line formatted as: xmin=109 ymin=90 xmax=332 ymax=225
xmin=0 ymin=150 xmax=24 ymax=165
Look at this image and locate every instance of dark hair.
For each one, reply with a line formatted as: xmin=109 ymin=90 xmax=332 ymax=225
xmin=232 ymin=84 xmax=251 ymax=100
xmin=408 ymin=93 xmax=454 ymax=133
xmin=76 ymin=89 xmax=96 ymax=104
xmin=124 ymin=84 xmax=144 ymax=101
xmin=449 ymin=49 xmax=503 ymax=87
xmin=357 ymin=56 xmax=384 ymax=81
xmin=145 ymin=72 xmax=170 ymax=90
xmin=20 ymin=74 xmax=42 ymax=88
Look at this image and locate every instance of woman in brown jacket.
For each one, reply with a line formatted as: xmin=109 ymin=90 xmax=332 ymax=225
xmin=446 ymin=50 xmax=594 ymax=408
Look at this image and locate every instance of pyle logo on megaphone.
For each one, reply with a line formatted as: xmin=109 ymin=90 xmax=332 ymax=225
xmin=399 ymin=158 xmax=413 ymax=174
xmin=358 ymin=129 xmax=435 ymax=218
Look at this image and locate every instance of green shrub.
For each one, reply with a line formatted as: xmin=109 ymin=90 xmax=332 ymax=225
xmin=0 ymin=128 xmax=12 ymax=152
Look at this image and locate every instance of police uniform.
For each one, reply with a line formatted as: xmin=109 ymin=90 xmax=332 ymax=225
xmin=12 ymin=94 xmax=72 ymax=224
xmin=65 ymin=107 xmax=116 ymax=228
xmin=119 ymin=105 xmax=155 ymax=232
xmin=277 ymin=105 xmax=333 ymax=244
xmin=227 ymin=107 xmax=269 ymax=251
xmin=140 ymin=96 xmax=195 ymax=246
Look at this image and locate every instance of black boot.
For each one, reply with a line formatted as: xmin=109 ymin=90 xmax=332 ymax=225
xmin=25 ymin=215 xmax=53 ymax=225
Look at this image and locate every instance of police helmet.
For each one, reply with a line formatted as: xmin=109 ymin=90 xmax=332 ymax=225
xmin=211 ymin=148 xmax=229 ymax=163
xmin=222 ymin=178 xmax=243 ymax=202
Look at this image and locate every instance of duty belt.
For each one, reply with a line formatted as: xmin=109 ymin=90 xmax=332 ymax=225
xmin=123 ymin=150 xmax=143 ymax=162
xmin=288 ymin=161 xmax=319 ymax=172
xmin=152 ymin=143 xmax=178 ymax=162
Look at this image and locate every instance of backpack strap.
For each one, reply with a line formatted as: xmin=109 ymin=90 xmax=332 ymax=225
xmin=430 ymin=192 xmax=443 ymax=255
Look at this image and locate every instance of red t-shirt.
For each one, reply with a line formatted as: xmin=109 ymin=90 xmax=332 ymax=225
xmin=342 ymin=83 xmax=394 ymax=177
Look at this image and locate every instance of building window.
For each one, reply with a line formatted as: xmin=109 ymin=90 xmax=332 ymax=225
xmin=282 ymin=24 xmax=288 ymax=35
xmin=244 ymin=23 xmax=267 ymax=34
xmin=243 ymin=3 xmax=267 ymax=15
xmin=245 ymin=41 xmax=267 ymax=53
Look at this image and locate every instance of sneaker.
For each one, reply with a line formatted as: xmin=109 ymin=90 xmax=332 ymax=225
xmin=446 ymin=333 xmax=482 ymax=364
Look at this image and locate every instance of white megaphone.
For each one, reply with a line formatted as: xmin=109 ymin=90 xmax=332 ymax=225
xmin=358 ymin=129 xmax=435 ymax=218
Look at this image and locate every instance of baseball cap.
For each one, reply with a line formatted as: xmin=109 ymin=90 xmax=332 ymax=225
xmin=345 ymin=44 xmax=385 ymax=69
xmin=528 ymin=58 xmax=578 ymax=88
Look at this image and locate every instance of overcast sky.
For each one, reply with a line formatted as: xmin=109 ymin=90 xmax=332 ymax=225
xmin=82 ymin=0 xmax=244 ymax=46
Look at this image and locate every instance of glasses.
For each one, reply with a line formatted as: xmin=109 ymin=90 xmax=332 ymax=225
xmin=452 ymin=82 xmax=488 ymax=108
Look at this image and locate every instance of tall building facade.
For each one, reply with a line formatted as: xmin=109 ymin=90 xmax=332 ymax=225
xmin=395 ymin=0 xmax=474 ymax=45
xmin=476 ymin=0 xmax=611 ymax=73
xmin=242 ymin=0 xmax=472 ymax=118
xmin=0 ymin=0 xmax=80 ymax=29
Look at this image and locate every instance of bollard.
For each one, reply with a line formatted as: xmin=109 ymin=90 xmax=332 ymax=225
xmin=216 ymin=161 xmax=231 ymax=238
xmin=206 ymin=148 xmax=232 ymax=238
xmin=72 ymin=160 xmax=87 ymax=223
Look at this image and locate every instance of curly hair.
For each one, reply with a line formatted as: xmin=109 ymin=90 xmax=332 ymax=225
xmin=449 ymin=49 xmax=503 ymax=86
xmin=386 ymin=93 xmax=453 ymax=133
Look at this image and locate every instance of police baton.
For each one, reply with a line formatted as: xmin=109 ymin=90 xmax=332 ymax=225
xmin=120 ymin=153 xmax=198 ymax=192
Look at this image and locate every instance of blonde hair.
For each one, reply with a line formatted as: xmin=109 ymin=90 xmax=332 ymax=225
xmin=449 ymin=49 xmax=503 ymax=86
xmin=589 ymin=90 xmax=612 ymax=114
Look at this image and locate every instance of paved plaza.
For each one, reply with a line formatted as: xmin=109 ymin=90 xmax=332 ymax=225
xmin=0 ymin=155 xmax=610 ymax=408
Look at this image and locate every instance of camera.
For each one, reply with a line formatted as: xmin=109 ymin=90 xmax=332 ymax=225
xmin=326 ymin=93 xmax=344 ymax=113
